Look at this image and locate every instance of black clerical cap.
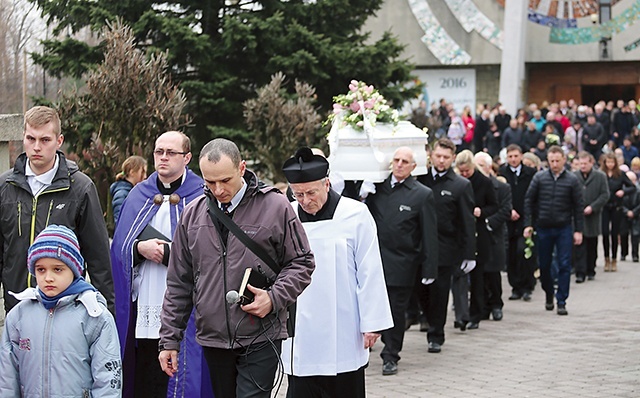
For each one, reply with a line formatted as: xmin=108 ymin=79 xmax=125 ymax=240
xmin=282 ymin=147 xmax=329 ymax=183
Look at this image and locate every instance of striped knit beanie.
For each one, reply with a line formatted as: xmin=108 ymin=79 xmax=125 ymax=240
xmin=27 ymin=225 xmax=84 ymax=279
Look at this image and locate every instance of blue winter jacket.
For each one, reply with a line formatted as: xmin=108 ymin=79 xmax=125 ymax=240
xmin=110 ymin=179 xmax=133 ymax=225
xmin=0 ymin=289 xmax=122 ymax=397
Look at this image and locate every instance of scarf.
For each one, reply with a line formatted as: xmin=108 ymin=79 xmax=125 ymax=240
xmin=38 ymin=277 xmax=96 ymax=310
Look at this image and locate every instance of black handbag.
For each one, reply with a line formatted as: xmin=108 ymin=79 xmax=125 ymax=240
xmin=206 ymin=197 xmax=296 ymax=337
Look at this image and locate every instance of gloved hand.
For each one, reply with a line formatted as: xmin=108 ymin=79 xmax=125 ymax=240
xmin=421 ymin=278 xmax=435 ymax=285
xmin=358 ymin=180 xmax=376 ymax=199
xmin=460 ymin=260 xmax=476 ymax=274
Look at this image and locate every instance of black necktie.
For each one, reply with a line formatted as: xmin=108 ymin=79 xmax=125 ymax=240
xmin=219 ymin=203 xmax=232 ymax=243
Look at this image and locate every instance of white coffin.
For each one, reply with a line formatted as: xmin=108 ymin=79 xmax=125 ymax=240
xmin=327 ymin=121 xmax=429 ymax=182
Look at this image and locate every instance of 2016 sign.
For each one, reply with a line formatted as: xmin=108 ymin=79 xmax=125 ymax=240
xmin=440 ymin=77 xmax=467 ymax=89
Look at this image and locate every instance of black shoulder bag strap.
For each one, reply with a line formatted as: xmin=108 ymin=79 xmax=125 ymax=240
xmin=206 ymin=197 xmax=296 ymax=337
xmin=206 ymin=197 xmax=280 ymax=275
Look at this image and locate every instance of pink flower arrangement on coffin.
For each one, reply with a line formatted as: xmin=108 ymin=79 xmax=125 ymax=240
xmin=326 ymin=80 xmax=399 ymax=130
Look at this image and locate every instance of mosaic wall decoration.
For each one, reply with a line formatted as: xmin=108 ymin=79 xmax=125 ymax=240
xmin=444 ymin=0 xmax=504 ymax=49
xmin=407 ymin=0 xmax=472 ymax=65
xmin=624 ymin=37 xmax=640 ymax=52
xmin=550 ymin=0 xmax=640 ymax=44
xmin=497 ymin=0 xmax=621 ymax=17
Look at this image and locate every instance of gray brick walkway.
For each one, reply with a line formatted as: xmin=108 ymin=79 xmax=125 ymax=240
xmin=275 ymin=258 xmax=640 ymax=397
xmin=2 ymin=258 xmax=638 ymax=397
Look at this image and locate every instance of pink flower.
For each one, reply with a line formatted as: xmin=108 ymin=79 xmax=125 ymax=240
xmin=333 ymin=104 xmax=343 ymax=114
xmin=349 ymin=102 xmax=360 ymax=113
xmin=356 ymin=121 xmax=364 ymax=127
xmin=363 ymin=99 xmax=375 ymax=109
xmin=365 ymin=85 xmax=374 ymax=95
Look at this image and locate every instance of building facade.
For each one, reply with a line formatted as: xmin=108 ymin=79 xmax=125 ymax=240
xmin=365 ymin=0 xmax=640 ymax=112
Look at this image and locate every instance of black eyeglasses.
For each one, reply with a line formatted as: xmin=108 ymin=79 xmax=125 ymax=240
xmin=154 ymin=149 xmax=188 ymax=157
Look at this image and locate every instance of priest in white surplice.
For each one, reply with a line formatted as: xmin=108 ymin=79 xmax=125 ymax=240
xmin=281 ymin=148 xmax=393 ymax=398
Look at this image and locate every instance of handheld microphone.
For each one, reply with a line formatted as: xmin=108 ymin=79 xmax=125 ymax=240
xmin=226 ymin=290 xmax=240 ymax=304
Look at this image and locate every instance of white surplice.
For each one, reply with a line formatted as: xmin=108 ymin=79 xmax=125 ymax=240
xmin=132 ymin=197 xmax=173 ymax=339
xmin=282 ymin=197 xmax=393 ymax=376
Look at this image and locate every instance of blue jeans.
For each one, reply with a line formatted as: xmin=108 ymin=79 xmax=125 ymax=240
xmin=537 ymin=225 xmax=573 ymax=306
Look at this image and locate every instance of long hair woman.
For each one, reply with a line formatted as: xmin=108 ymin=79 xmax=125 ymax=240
xmin=600 ymin=152 xmax=636 ymax=271
xmin=110 ymin=155 xmax=147 ymax=224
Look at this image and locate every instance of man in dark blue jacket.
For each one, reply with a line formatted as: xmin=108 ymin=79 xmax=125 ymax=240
xmin=524 ymin=146 xmax=584 ymax=316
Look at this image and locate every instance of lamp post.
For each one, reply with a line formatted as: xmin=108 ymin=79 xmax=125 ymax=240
xmin=591 ymin=13 xmax=611 ymax=60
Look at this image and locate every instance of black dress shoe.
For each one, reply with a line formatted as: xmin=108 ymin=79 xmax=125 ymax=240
xmin=382 ymin=361 xmax=398 ymax=375
xmin=427 ymin=341 xmax=441 ymax=353
xmin=405 ymin=317 xmax=418 ymax=331
xmin=453 ymin=320 xmax=467 ymax=331
xmin=575 ymin=275 xmax=585 ymax=283
xmin=491 ymin=308 xmax=503 ymax=321
xmin=508 ymin=292 xmax=522 ymax=300
xmin=557 ymin=305 xmax=568 ymax=316
xmin=522 ymin=292 xmax=532 ymax=301
xmin=545 ymin=301 xmax=554 ymax=311
xmin=466 ymin=322 xmax=479 ymax=330
xmin=587 ymin=275 xmax=595 ymax=281
xmin=634 ymin=257 xmax=639 ymax=263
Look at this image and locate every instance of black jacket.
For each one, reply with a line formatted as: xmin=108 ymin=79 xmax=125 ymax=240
xmin=417 ymin=168 xmax=475 ymax=267
xmin=486 ymin=177 xmax=512 ymax=273
xmin=524 ymin=168 xmax=584 ymax=232
xmin=468 ymin=170 xmax=499 ymax=263
xmin=499 ymin=163 xmax=536 ymax=237
xmin=367 ymin=175 xmax=438 ymax=285
xmin=0 ymin=152 xmax=114 ymax=312
xmin=605 ymin=173 xmax=636 ymax=209
xmin=582 ymin=122 xmax=607 ymax=153
xmin=521 ymin=129 xmax=543 ymax=153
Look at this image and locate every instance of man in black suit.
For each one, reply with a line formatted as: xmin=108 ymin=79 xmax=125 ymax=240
xmin=454 ymin=150 xmax=498 ymax=330
xmin=475 ymin=151 xmax=512 ymax=321
xmin=366 ymin=146 xmax=438 ymax=375
xmin=499 ymin=144 xmax=537 ymax=301
xmin=417 ymin=138 xmax=475 ymax=354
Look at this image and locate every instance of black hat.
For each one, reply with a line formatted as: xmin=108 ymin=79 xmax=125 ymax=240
xmin=282 ymin=147 xmax=329 ymax=183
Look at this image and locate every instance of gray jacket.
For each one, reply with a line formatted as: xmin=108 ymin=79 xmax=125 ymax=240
xmin=574 ymin=169 xmax=610 ymax=237
xmin=159 ymin=170 xmax=314 ymax=350
xmin=0 ymin=289 xmax=121 ymax=397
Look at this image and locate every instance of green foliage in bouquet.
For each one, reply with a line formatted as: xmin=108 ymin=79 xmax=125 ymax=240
xmin=326 ymin=80 xmax=399 ymax=130
xmin=524 ymin=234 xmax=535 ymax=260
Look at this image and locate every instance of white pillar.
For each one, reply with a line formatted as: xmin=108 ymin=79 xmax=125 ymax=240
xmin=499 ymin=0 xmax=528 ymax=116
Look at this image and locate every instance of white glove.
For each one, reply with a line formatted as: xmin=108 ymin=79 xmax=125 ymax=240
xmin=358 ymin=180 xmax=377 ymax=199
xmin=460 ymin=260 xmax=476 ymax=274
xmin=421 ymin=278 xmax=435 ymax=285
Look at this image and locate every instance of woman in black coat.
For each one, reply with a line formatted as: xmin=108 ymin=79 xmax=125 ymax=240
xmin=600 ymin=152 xmax=637 ymax=271
xmin=454 ymin=150 xmax=499 ymax=329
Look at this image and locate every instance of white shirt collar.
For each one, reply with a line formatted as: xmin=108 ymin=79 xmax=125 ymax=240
xmin=25 ymin=154 xmax=60 ymax=196
xmin=431 ymin=166 xmax=446 ymax=178
xmin=510 ymin=164 xmax=522 ymax=175
xmin=390 ymin=175 xmax=405 ymax=187
xmin=218 ymin=179 xmax=247 ymax=212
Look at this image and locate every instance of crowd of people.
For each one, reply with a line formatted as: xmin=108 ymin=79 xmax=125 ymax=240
xmin=1 ymin=100 xmax=639 ymax=397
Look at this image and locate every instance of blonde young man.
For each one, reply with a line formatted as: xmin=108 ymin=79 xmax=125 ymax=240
xmin=0 ymin=106 xmax=113 ymax=313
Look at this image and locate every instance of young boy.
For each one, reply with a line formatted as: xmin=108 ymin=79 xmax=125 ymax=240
xmin=0 ymin=225 xmax=122 ymax=397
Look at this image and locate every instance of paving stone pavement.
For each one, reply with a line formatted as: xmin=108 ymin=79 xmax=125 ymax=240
xmin=274 ymin=258 xmax=640 ymax=397
xmin=1 ymin=259 xmax=638 ymax=397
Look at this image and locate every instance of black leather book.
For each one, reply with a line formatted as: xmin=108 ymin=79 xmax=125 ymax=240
xmin=237 ymin=268 xmax=271 ymax=305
